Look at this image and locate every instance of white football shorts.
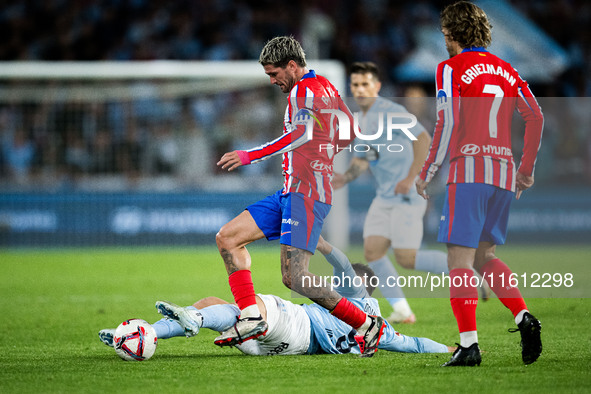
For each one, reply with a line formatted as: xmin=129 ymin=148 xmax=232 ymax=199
xmin=235 ymin=294 xmax=311 ymax=356
xmin=363 ymin=197 xmax=427 ymax=249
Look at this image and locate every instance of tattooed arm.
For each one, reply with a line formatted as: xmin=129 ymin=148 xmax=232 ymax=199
xmin=332 ymin=157 xmax=369 ymax=190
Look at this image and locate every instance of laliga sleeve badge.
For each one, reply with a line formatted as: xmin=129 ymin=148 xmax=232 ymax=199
xmin=436 ymin=89 xmax=449 ymax=110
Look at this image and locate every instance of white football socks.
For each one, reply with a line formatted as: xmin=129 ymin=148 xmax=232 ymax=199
xmin=392 ymin=299 xmax=413 ymax=317
xmin=357 ymin=315 xmax=372 ymax=332
xmin=514 ymin=309 xmax=528 ymax=325
xmin=459 ymin=331 xmax=478 ymax=348
xmin=240 ymin=304 xmax=261 ymax=319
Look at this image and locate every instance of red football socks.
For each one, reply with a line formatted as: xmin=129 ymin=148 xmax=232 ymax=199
xmin=449 ymin=268 xmax=478 ymax=333
xmin=228 ymin=270 xmax=257 ymax=310
xmin=479 ymin=258 xmax=528 ymax=318
xmin=331 ymin=297 xmax=367 ymax=329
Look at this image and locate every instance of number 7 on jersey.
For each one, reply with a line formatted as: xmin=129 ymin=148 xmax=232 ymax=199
xmin=482 ymin=84 xmax=504 ymax=138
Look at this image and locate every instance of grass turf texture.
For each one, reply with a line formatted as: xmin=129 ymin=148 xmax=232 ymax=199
xmin=1 ymin=245 xmax=589 ymax=393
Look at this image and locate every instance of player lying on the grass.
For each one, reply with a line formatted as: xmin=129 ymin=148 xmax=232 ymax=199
xmin=99 ymin=237 xmax=453 ymax=356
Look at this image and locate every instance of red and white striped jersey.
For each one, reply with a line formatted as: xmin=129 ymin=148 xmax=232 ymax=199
xmin=244 ymin=70 xmax=355 ymax=204
xmin=420 ymin=48 xmax=544 ymax=192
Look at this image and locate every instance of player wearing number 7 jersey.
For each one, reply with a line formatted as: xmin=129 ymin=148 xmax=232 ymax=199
xmin=415 ymin=1 xmax=543 ymax=367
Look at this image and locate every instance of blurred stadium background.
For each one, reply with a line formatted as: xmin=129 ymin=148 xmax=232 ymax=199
xmin=0 ymin=0 xmax=589 ymax=247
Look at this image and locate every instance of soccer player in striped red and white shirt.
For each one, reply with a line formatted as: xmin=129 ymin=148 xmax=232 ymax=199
xmin=415 ymin=2 xmax=543 ymax=366
xmin=215 ymin=36 xmax=386 ymax=357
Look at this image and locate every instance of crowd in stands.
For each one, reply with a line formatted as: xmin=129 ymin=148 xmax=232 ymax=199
xmin=0 ymin=0 xmax=589 ymax=190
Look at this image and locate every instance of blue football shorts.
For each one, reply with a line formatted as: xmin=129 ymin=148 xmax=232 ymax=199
xmin=438 ymin=183 xmax=513 ymax=248
xmin=246 ymin=190 xmax=331 ymax=254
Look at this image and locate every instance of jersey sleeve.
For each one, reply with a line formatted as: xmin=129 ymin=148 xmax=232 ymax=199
xmin=323 ymin=246 xmax=368 ymax=299
xmin=420 ymin=62 xmax=459 ymax=182
xmin=245 ymin=104 xmax=312 ymax=164
xmin=515 ymin=77 xmax=544 ymax=176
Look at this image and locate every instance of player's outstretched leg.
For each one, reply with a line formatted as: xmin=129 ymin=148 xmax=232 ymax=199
xmin=99 ymin=328 xmax=115 ymax=347
xmin=442 ymin=343 xmax=481 ymax=367
xmin=155 ymin=300 xmax=204 ymax=337
xmin=509 ymin=312 xmax=542 ymax=364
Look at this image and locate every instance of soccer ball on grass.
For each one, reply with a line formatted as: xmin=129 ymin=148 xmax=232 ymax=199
xmin=113 ymin=319 xmax=158 ymax=361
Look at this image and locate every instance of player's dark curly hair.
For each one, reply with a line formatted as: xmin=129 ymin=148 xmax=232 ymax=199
xmin=259 ymin=36 xmax=307 ymax=68
xmin=350 ymin=61 xmax=380 ymax=82
xmin=440 ymin=1 xmax=492 ymax=49
xmin=352 ymin=263 xmax=377 ymax=296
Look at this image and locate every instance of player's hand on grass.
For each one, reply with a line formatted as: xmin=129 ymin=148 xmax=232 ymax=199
xmin=515 ymin=171 xmax=534 ymax=200
xmin=394 ymin=177 xmax=414 ymax=195
xmin=217 ymin=150 xmax=250 ymax=171
xmin=415 ymin=178 xmax=429 ymax=200
xmin=332 ymin=172 xmax=347 ymax=189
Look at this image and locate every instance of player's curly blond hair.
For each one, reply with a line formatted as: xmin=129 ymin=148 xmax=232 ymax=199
xmin=259 ymin=36 xmax=307 ymax=68
xmin=440 ymin=1 xmax=492 ymax=49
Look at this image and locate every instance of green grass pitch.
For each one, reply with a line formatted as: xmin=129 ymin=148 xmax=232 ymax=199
xmin=1 ymin=244 xmax=590 ymax=393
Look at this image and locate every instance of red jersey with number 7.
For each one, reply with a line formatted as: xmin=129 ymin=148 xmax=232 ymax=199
xmin=419 ymin=47 xmax=544 ymax=192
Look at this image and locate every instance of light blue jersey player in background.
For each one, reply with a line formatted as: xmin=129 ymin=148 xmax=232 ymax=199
xmin=99 ymin=236 xmax=451 ymax=356
xmin=333 ymin=62 xmax=468 ymax=324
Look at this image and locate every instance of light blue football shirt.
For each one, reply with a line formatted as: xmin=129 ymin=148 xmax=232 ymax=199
xmin=301 ymin=246 xmax=447 ymax=355
xmin=353 ymin=97 xmax=426 ymax=205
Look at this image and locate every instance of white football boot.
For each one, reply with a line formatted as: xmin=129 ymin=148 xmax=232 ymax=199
xmin=213 ymin=315 xmax=268 ymax=347
xmin=155 ymin=300 xmax=203 ymax=337
xmin=98 ymin=328 xmax=116 ymax=347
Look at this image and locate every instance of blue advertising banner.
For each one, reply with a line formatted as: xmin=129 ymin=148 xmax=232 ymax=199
xmin=0 ymin=192 xmax=267 ymax=246
xmin=1 ymin=187 xmax=590 ymax=246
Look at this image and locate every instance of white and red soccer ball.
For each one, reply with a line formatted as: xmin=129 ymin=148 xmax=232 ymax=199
xmin=113 ymin=319 xmax=158 ymax=361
